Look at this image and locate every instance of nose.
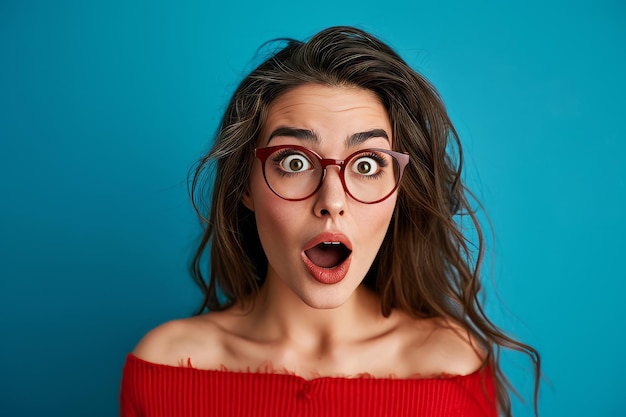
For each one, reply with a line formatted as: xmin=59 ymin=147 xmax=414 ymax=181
xmin=313 ymin=166 xmax=346 ymax=217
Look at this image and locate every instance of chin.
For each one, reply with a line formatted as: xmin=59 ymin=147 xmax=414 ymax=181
xmin=302 ymin=297 xmax=351 ymax=310
xmin=297 ymin=280 xmax=364 ymax=310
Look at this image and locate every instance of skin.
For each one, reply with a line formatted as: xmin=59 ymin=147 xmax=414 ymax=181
xmin=133 ymin=84 xmax=483 ymax=379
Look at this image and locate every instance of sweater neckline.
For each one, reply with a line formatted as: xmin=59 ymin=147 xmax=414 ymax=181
xmin=126 ymin=353 xmax=490 ymax=382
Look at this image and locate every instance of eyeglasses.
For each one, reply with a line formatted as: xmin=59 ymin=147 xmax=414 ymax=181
xmin=255 ymin=145 xmax=410 ymax=204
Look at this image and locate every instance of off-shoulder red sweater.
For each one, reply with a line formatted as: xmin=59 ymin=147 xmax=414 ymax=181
xmin=120 ymin=354 xmax=497 ymax=417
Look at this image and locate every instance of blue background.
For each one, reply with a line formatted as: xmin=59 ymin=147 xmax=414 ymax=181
xmin=1 ymin=0 xmax=624 ymax=416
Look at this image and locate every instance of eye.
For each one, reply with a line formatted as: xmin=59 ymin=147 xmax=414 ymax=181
xmin=351 ymin=156 xmax=380 ymax=176
xmin=281 ymin=153 xmax=312 ymax=173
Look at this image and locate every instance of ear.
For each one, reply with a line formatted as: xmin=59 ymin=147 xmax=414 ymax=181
xmin=241 ymin=188 xmax=255 ymax=211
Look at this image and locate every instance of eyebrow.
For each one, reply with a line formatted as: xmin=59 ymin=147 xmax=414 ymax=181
xmin=267 ymin=127 xmax=390 ymax=146
xmin=268 ymin=127 xmax=319 ymax=143
xmin=348 ymin=129 xmax=389 ymax=146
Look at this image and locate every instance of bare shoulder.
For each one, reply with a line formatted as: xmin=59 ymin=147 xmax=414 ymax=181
xmin=395 ymin=314 xmax=486 ymax=377
xmin=131 ymin=311 xmax=235 ymax=368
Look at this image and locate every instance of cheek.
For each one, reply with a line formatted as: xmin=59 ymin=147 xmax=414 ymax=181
xmin=354 ymin=197 xmax=396 ymax=245
xmin=249 ymin=172 xmax=302 ymax=250
xmin=255 ymin=200 xmax=293 ymax=234
xmin=365 ymin=195 xmax=396 ymax=224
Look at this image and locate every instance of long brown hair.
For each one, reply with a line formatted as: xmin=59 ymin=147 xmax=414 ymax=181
xmin=189 ymin=26 xmax=540 ymax=416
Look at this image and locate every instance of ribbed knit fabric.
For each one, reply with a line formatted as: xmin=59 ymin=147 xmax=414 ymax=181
xmin=120 ymin=353 xmax=497 ymax=417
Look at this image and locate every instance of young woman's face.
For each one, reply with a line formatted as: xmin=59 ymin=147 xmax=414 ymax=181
xmin=243 ymin=84 xmax=397 ymax=309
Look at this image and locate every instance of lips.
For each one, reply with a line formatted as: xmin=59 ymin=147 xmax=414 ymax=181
xmin=302 ymin=233 xmax=352 ymax=285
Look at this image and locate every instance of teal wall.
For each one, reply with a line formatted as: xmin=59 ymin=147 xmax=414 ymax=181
xmin=1 ymin=1 xmax=624 ymax=416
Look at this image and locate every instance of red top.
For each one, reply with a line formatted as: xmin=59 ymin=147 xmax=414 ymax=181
xmin=120 ymin=353 xmax=497 ymax=417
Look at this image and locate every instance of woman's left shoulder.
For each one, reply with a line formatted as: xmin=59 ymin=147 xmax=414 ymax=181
xmin=395 ymin=314 xmax=486 ymax=377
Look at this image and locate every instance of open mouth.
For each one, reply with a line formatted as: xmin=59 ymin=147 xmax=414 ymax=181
xmin=304 ymin=242 xmax=352 ymax=269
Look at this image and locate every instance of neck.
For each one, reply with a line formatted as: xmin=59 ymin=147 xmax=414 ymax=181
xmin=246 ymin=274 xmax=383 ymax=351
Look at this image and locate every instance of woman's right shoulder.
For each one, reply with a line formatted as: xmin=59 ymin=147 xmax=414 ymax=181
xmin=131 ymin=312 xmax=232 ymax=368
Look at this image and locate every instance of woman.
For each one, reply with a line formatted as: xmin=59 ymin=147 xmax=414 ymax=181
xmin=120 ymin=26 xmax=540 ymax=416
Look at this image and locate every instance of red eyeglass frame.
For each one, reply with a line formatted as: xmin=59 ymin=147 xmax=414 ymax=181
xmin=254 ymin=145 xmax=410 ymax=204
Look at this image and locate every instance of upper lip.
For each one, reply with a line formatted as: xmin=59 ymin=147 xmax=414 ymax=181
xmin=303 ymin=232 xmax=353 ymax=251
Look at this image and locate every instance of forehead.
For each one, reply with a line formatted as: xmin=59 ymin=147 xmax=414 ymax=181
xmin=260 ymin=84 xmax=391 ymax=145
